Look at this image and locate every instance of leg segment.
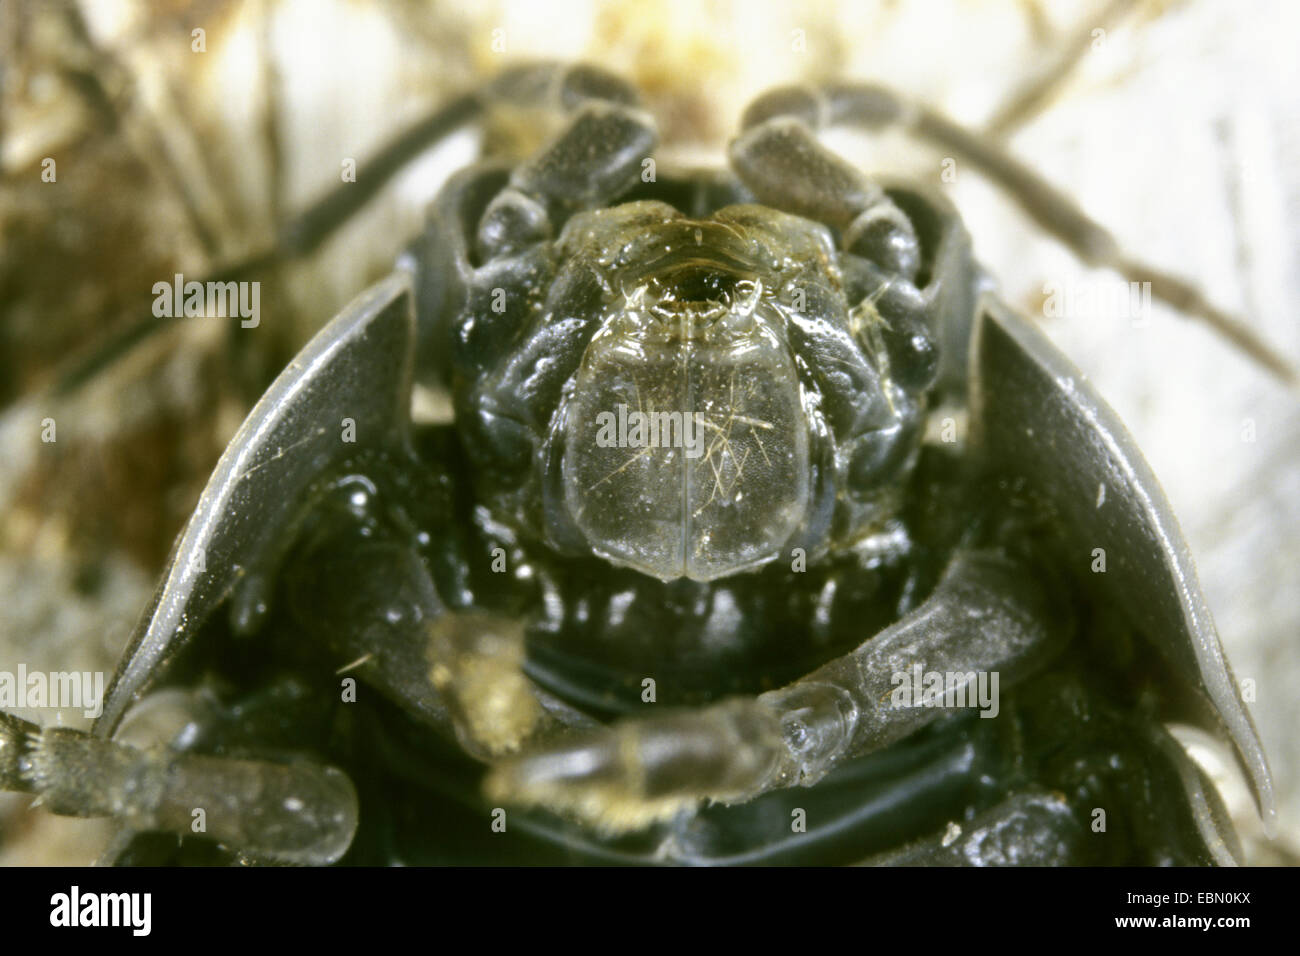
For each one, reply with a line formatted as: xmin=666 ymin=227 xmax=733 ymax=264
xmin=278 ymin=457 xmax=595 ymax=760
xmin=729 ymin=97 xmax=921 ymax=279
xmin=474 ymin=64 xmax=657 ymax=260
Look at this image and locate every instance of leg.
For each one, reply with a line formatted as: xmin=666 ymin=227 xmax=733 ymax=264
xmin=0 ymin=427 xmax=606 ymax=864
xmin=733 ymin=79 xmax=1296 ymax=386
xmin=484 ymin=549 xmax=1067 ymax=831
xmin=52 ymin=61 xmax=650 ymax=395
xmin=0 ymin=450 xmax=593 ymax=864
xmin=1 ymin=710 xmax=358 ymax=865
xmin=982 ymin=0 xmax=1139 ymax=137
xmin=54 ymin=88 xmax=483 ymax=397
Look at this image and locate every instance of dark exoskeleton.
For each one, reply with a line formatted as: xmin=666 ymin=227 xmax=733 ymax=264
xmin=0 ymin=64 xmax=1274 ymax=865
